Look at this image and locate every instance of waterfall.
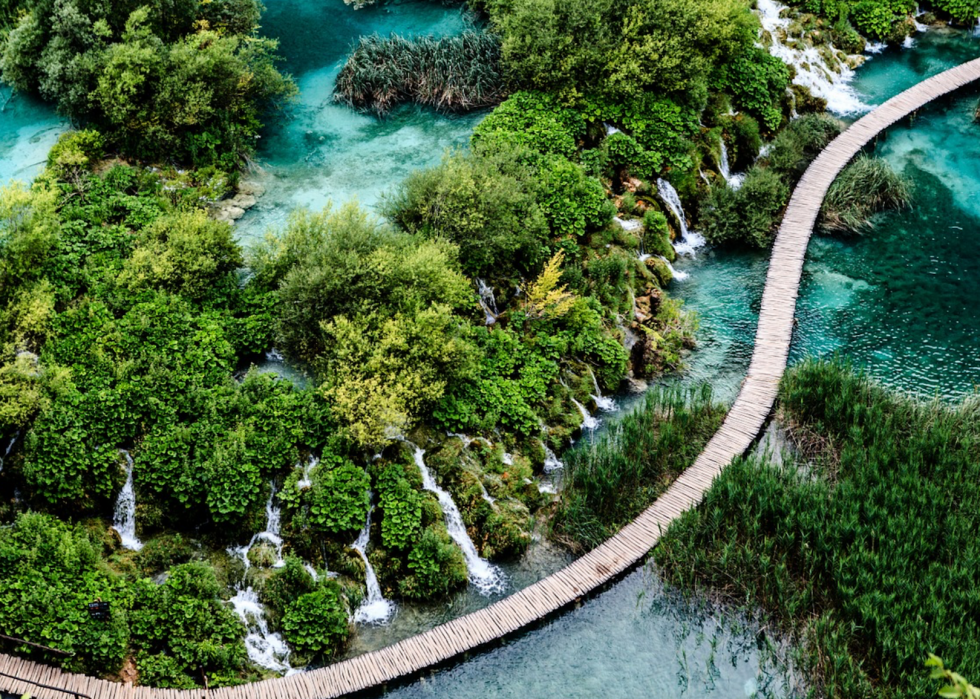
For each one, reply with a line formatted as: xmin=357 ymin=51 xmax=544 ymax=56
xmin=660 ymin=256 xmax=689 ymax=282
xmin=296 ymin=455 xmax=318 ymax=489
xmin=229 ymin=587 xmax=293 ymax=673
xmin=112 ymin=450 xmax=143 ymax=551
xmin=227 ymin=484 xmax=293 ymax=674
xmin=719 ymin=138 xmax=745 ymax=190
xmin=656 ymin=178 xmax=706 ymax=257
xmin=265 ymin=347 xmax=285 ymax=362
xmin=407 ymin=443 xmax=505 ymax=594
xmin=0 ymin=431 xmax=18 ymax=473
xmin=756 ymin=0 xmax=869 ymax=115
xmin=351 ymin=498 xmax=395 ymax=624
xmin=571 ymin=397 xmax=600 ymax=432
xmin=588 ymin=368 xmax=617 ymax=412
xmin=543 ymin=444 xmax=564 ymax=472
xmin=476 ymin=278 xmax=498 ymax=326
xmin=255 ymin=484 xmax=286 ymax=568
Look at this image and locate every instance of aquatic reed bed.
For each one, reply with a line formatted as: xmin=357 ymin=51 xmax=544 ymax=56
xmin=820 ymin=154 xmax=913 ymax=234
xmin=655 ymin=359 xmax=980 ymax=697
xmin=334 ymin=32 xmax=504 ymax=116
xmin=552 ymin=384 xmax=725 ymax=552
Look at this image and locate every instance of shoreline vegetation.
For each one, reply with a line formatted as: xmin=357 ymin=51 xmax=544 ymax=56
xmin=656 ymin=360 xmax=980 ymax=698
xmin=0 ymin=0 xmax=978 ymax=690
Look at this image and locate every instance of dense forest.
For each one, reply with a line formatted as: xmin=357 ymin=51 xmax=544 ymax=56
xmin=0 ymin=0 xmax=977 ymax=688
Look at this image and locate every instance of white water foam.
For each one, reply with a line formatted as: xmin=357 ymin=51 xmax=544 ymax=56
xmin=408 ymin=443 xmax=505 ymax=594
xmin=719 ymin=138 xmax=745 ymax=190
xmin=588 ymin=368 xmax=617 ymax=412
xmin=756 ymin=0 xmax=870 ymax=115
xmin=112 ymin=450 xmax=143 ymax=551
xmin=0 ymin=432 xmax=18 ymax=473
xmin=352 ymin=498 xmax=395 ymax=624
xmin=476 ymin=277 xmax=498 ymax=326
xmin=660 ymin=256 xmax=689 ymax=282
xmin=230 ymin=587 xmax=293 ymax=673
xmin=571 ymin=397 xmax=600 ymax=432
xmin=656 ymin=178 xmax=707 ymax=259
xmin=296 ymin=455 xmax=318 ymax=489
xmin=543 ymin=444 xmax=564 ymax=473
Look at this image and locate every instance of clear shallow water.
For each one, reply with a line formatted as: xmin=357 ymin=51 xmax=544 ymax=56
xmin=365 ymin=568 xmax=795 ymax=699
xmin=236 ymin=0 xmax=485 ymax=244
xmin=0 ymin=87 xmax=65 ymax=185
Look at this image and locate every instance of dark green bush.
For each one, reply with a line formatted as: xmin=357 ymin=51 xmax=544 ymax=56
xmin=400 ymin=526 xmax=468 ymax=599
xmin=820 ymin=154 xmax=912 ymax=234
xmin=699 ymin=166 xmax=790 ymax=247
xmin=765 ymin=113 xmax=844 ymax=183
xmin=280 ymin=585 xmax=350 ymax=658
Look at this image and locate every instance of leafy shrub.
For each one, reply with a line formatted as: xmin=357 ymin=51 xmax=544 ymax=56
xmin=699 ymin=166 xmax=790 ymax=248
xmin=130 ymin=562 xmax=246 ymax=686
xmin=46 ymin=130 xmax=105 ymax=182
xmin=138 ymin=533 xmax=194 ymax=574
xmin=376 ymin=461 xmax=424 ymax=550
xmin=642 ymin=210 xmax=675 ymax=261
xmin=472 ymin=91 xmax=585 ymax=158
xmin=304 ymin=459 xmax=370 ymax=534
xmin=400 ymin=526 xmax=468 ymax=599
xmin=280 ymin=585 xmax=350 ymax=657
xmin=118 ymin=210 xmax=243 ymax=301
xmin=712 ymin=46 xmax=789 ymax=131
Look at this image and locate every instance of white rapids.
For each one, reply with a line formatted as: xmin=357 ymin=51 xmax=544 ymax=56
xmin=351 ymin=498 xmax=396 ymax=624
xmin=112 ymin=450 xmax=143 ymax=551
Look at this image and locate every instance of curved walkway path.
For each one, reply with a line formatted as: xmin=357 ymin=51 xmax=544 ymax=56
xmin=4 ymin=57 xmax=980 ymax=699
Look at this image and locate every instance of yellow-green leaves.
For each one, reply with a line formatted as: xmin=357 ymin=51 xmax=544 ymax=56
xmin=522 ymin=251 xmax=576 ymax=320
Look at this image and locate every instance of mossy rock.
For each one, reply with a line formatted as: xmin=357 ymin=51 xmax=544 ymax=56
xmin=645 ymin=256 xmax=673 ymax=287
xmin=480 ymin=505 xmax=532 ymax=560
xmin=247 ymin=542 xmax=279 ymax=568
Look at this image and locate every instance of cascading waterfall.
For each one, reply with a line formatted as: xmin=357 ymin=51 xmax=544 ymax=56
xmin=588 ymin=368 xmax=617 ymax=412
xmin=718 ymin=138 xmax=745 ymax=189
xmin=756 ymin=0 xmax=869 ymax=115
xmin=660 ymin=256 xmax=689 ymax=282
xmin=296 ymin=455 xmax=318 ymax=489
xmin=0 ymin=431 xmax=18 ymax=473
xmin=656 ymin=178 xmax=706 ymax=258
xmin=571 ymin=397 xmax=600 ymax=432
xmin=229 ymin=587 xmax=293 ymax=674
xmin=255 ymin=484 xmax=286 ymax=568
xmin=351 ymin=498 xmax=395 ymax=624
xmin=228 ymin=483 xmax=293 ymax=674
xmin=112 ymin=450 xmax=143 ymax=551
xmin=407 ymin=443 xmax=505 ymax=594
xmin=476 ymin=278 xmax=498 ymax=326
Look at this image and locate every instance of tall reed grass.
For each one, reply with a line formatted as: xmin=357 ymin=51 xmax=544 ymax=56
xmin=334 ymin=32 xmax=504 ymax=116
xmin=655 ymin=359 xmax=980 ymax=698
xmin=552 ymin=384 xmax=725 ymax=552
xmin=820 ymin=154 xmax=913 ymax=234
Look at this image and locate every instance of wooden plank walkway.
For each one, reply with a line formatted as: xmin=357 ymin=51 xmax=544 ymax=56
xmin=4 ymin=56 xmax=980 ymax=699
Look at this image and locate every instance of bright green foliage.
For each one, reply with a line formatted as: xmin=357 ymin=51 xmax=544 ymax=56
xmin=301 ymin=458 xmax=370 ymax=535
xmin=0 ymin=513 xmax=129 ymax=675
xmin=471 ymin=91 xmax=586 ymax=159
xmin=260 ymin=557 xmax=316 ymax=627
xmin=656 ymin=360 xmax=980 ymax=698
xmin=118 ymin=210 xmax=242 ymax=301
xmin=251 ymin=202 xmax=476 ymax=447
xmin=930 ymin=0 xmax=980 ymax=22
xmin=926 ymin=655 xmax=980 ymax=699
xmin=384 ymin=148 xmax=552 ymax=279
xmin=46 ymin=130 xmax=105 ymax=183
xmin=642 ymin=210 xmax=675 ymax=261
xmin=376 ymin=461 xmax=423 ymax=550
xmin=400 ymin=526 xmax=468 ymax=599
xmin=539 ymin=157 xmax=613 ymax=237
xmin=280 ymin=586 xmax=350 ymax=657
xmin=554 ymin=385 xmax=724 ymax=550
xmin=605 ymin=0 xmax=756 ymax=102
xmin=712 ymin=46 xmax=789 ymax=131
xmin=130 ymin=562 xmax=246 ymax=687
xmin=700 ymin=167 xmax=790 ymax=248
xmin=0 ymin=0 xmax=295 ymax=168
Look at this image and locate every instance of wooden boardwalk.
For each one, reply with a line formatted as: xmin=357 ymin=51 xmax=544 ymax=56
xmin=4 ymin=57 xmax=980 ymax=699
